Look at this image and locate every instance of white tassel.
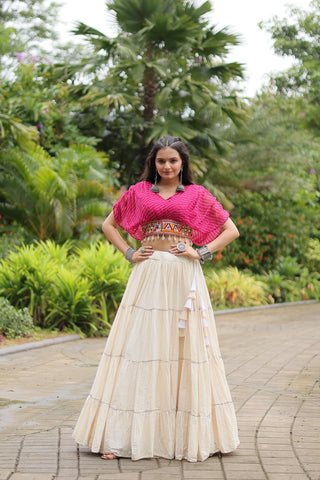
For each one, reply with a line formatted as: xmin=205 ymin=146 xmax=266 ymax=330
xmin=202 ymin=317 xmax=208 ymax=328
xmin=200 ymin=298 xmax=206 ymax=311
xmin=190 ymin=276 xmax=196 ymax=292
xmin=178 ymin=319 xmax=186 ymax=328
xmin=204 ymin=337 xmax=210 ymax=346
xmin=184 ymin=297 xmax=193 ymax=310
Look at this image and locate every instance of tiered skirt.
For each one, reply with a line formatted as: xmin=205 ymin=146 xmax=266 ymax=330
xmin=72 ymin=251 xmax=239 ymax=462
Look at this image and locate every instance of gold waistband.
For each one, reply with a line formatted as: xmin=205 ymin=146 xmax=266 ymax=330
xmin=142 ymin=220 xmax=193 ymax=240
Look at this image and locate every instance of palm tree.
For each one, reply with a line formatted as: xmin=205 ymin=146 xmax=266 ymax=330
xmin=67 ymin=0 xmax=245 ymax=184
xmin=0 ymin=144 xmax=116 ymax=241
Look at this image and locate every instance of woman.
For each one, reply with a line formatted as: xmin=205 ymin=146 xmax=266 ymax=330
xmin=72 ymin=136 xmax=240 ymax=462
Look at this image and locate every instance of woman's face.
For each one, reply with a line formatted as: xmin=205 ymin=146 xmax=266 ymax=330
xmin=155 ymin=147 xmax=183 ymax=183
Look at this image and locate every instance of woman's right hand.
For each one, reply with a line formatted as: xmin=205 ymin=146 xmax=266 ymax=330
xmin=132 ymin=245 xmax=154 ymax=263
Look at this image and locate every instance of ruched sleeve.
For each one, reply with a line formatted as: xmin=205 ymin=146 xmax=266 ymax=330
xmin=189 ymin=186 xmax=229 ymax=245
xmin=113 ymin=185 xmax=144 ymax=240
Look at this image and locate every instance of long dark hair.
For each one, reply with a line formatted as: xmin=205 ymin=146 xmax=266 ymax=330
xmin=140 ymin=136 xmax=194 ymax=185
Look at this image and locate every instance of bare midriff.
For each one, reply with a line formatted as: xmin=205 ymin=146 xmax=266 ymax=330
xmin=141 ymin=236 xmax=192 ymax=252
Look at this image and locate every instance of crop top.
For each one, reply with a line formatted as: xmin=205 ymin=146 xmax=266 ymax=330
xmin=113 ymin=181 xmax=229 ymax=246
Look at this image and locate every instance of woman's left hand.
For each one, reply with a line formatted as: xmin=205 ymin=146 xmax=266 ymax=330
xmin=169 ymin=242 xmax=201 ymax=260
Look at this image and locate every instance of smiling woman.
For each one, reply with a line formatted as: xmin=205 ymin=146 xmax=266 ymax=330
xmin=72 ymin=136 xmax=240 ymax=462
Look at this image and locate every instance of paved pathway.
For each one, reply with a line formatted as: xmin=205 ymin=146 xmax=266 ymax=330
xmin=0 ymin=303 xmax=319 ymax=480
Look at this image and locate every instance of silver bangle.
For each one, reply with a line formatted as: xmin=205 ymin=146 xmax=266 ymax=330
xmin=196 ymin=245 xmax=213 ymax=264
xmin=124 ymin=247 xmax=136 ymax=263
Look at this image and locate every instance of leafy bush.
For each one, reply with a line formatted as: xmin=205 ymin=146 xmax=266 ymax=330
xmin=205 ymin=267 xmax=268 ymax=310
xmin=261 ymin=256 xmax=320 ymax=303
xmin=0 ymin=220 xmax=34 ymax=259
xmin=0 ymin=243 xmax=62 ymax=324
xmin=215 ymin=190 xmax=320 ymax=273
xmin=0 ymin=239 xmax=130 ymax=335
xmin=0 ymin=297 xmax=34 ymax=338
xmin=74 ymin=241 xmax=131 ymax=329
xmin=303 ymin=238 xmax=320 ymax=273
xmin=45 ymin=268 xmax=97 ymax=335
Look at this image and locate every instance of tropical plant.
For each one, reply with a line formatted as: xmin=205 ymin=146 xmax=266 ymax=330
xmin=213 ymin=189 xmax=320 ymax=274
xmin=44 ymin=268 xmax=97 ymax=335
xmin=205 ymin=266 xmax=268 ymax=310
xmin=261 ymin=271 xmax=293 ymax=304
xmin=61 ymin=0 xmax=245 ymax=184
xmin=223 ymin=92 xmax=320 ymax=196
xmin=303 ymin=238 xmax=320 ymax=273
xmin=0 ymin=144 xmax=116 ymax=241
xmin=0 ymin=240 xmax=131 ymax=335
xmin=74 ymin=241 xmax=131 ymax=329
xmin=0 ymin=243 xmax=58 ymax=324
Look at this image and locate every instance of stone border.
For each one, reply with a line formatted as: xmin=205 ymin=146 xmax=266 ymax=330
xmin=214 ymin=299 xmax=318 ymax=315
xmin=0 ymin=334 xmax=81 ymax=356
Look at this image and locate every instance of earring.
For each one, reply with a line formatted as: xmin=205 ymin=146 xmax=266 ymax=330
xmin=176 ymin=168 xmax=185 ymax=192
xmin=150 ymin=170 xmax=160 ymax=193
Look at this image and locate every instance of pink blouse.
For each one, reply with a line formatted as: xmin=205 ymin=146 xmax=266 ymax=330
xmin=113 ymin=181 xmax=229 ymax=246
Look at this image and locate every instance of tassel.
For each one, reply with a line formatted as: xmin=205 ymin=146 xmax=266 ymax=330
xmin=202 ymin=317 xmax=208 ymax=328
xmin=200 ymin=298 xmax=206 ymax=311
xmin=204 ymin=337 xmax=210 ymax=346
xmin=184 ymin=297 xmax=193 ymax=310
xmin=178 ymin=319 xmax=186 ymax=328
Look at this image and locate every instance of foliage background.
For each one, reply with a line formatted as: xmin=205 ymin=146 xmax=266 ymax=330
xmin=1 ymin=0 xmax=320 ymax=336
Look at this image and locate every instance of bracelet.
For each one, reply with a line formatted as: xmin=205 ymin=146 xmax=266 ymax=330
xmin=196 ymin=245 xmax=213 ymax=264
xmin=124 ymin=247 xmax=136 ymax=263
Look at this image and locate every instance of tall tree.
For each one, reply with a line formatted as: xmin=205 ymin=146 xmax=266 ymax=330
xmin=262 ymin=0 xmax=320 ymax=132
xmin=65 ymin=0 xmax=245 ymax=184
xmin=0 ymin=0 xmax=60 ymax=60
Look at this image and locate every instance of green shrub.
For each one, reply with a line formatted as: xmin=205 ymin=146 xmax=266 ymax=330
xmin=205 ymin=267 xmax=268 ymax=310
xmin=75 ymin=241 xmax=131 ymax=328
xmin=0 ymin=239 xmax=131 ymax=336
xmin=260 ymin=271 xmax=293 ymax=303
xmin=0 ymin=222 xmax=34 ymax=259
xmin=0 ymin=297 xmax=34 ymax=338
xmin=285 ymin=269 xmax=320 ymax=302
xmin=0 ymin=243 xmax=58 ymax=324
xmin=303 ymin=238 xmax=320 ymax=272
xmin=216 ymin=190 xmax=320 ymax=273
xmin=261 ymin=256 xmax=320 ymax=303
xmin=45 ymin=268 xmax=97 ymax=335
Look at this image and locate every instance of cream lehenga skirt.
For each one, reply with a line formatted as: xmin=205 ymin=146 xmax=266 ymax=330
xmin=72 ymin=251 xmax=239 ymax=462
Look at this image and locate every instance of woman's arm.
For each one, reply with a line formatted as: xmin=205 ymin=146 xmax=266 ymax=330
xmin=102 ymin=212 xmax=131 ymax=255
xmin=207 ymin=218 xmax=240 ymax=253
xmin=102 ymin=212 xmax=153 ymax=262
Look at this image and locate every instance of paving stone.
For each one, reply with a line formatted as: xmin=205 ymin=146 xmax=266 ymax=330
xmin=267 ymin=475 xmax=309 ymax=480
xmin=99 ymin=474 xmax=140 ymax=480
xmin=183 ymin=458 xmax=220 ymax=470
xmin=0 ymin=471 xmax=12 ymax=480
xmin=119 ymin=458 xmax=159 ymax=470
xmin=183 ymin=472 xmax=224 ymax=479
xmin=140 ymin=468 xmax=180 ymax=480
xmin=0 ymin=303 xmax=319 ymax=480
xmin=10 ymin=474 xmax=54 ymax=480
